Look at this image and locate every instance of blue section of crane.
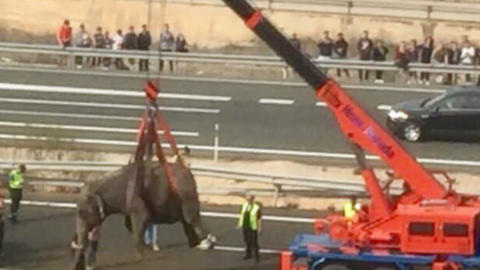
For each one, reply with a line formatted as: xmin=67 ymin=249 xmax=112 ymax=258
xmin=290 ymin=234 xmax=436 ymax=268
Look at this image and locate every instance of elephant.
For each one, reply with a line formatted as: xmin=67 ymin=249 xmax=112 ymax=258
xmin=71 ymin=161 xmax=216 ymax=270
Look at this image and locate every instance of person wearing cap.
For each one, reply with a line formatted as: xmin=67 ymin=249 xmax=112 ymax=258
xmin=8 ymin=164 xmax=26 ymax=222
xmin=237 ymin=194 xmax=262 ymax=262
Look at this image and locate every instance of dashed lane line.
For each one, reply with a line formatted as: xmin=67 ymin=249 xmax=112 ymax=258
xmin=0 ymin=121 xmax=199 ymax=137
xmin=0 ymin=97 xmax=221 ymax=114
xmin=0 ymin=82 xmax=232 ymax=102
xmin=258 ymin=98 xmax=295 ymax=105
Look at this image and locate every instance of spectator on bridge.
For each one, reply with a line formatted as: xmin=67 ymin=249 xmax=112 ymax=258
xmin=159 ymin=23 xmax=175 ymax=72
xmin=92 ymin=26 xmax=106 ymax=67
xmin=57 ymin=20 xmax=72 ymax=48
xmin=137 ymin=24 xmax=152 ymax=71
xmin=176 ymin=34 xmax=189 ymax=53
xmin=372 ymin=40 xmax=389 ymax=83
xmin=446 ymin=41 xmax=461 ymax=85
xmin=112 ymin=29 xmax=127 ymax=70
xmin=407 ymin=39 xmax=419 ymax=85
xmin=418 ymin=36 xmax=434 ymax=86
xmin=432 ymin=43 xmax=448 ymax=84
xmin=289 ymin=33 xmax=301 ymax=51
xmin=395 ymin=42 xmax=409 ymax=70
xmin=461 ymin=40 xmax=475 ymax=84
xmin=357 ymin=30 xmax=373 ymax=82
xmin=395 ymin=41 xmax=409 ymax=82
xmin=56 ymin=20 xmax=72 ymax=66
xmin=284 ymin=33 xmax=302 ymax=79
xmin=124 ymin=26 xmax=137 ymax=70
xmin=317 ymin=31 xmax=334 ymax=60
xmin=74 ymin=24 xmax=92 ymax=69
xmin=334 ymin=32 xmax=349 ymax=79
xmin=102 ymin=31 xmax=113 ymax=70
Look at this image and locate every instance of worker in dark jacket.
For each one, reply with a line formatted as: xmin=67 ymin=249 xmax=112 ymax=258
xmin=372 ymin=40 xmax=389 ymax=83
xmin=317 ymin=31 xmax=334 ymax=59
xmin=238 ymin=194 xmax=262 ymax=262
xmin=124 ymin=26 xmax=137 ymax=69
xmin=418 ymin=37 xmax=434 ymax=85
xmin=357 ymin=30 xmax=373 ymax=82
xmin=334 ymin=32 xmax=349 ymax=79
xmin=9 ymin=164 xmax=26 ymax=223
xmin=137 ymin=24 xmax=152 ymax=71
xmin=446 ymin=41 xmax=461 ymax=85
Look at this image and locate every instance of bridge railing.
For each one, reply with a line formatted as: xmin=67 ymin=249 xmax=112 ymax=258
xmin=0 ymin=160 xmax=382 ymax=204
xmin=1 ymin=42 xmax=480 ymax=82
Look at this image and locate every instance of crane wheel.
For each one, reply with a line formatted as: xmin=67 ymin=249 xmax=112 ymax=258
xmin=319 ymin=263 xmax=351 ymax=270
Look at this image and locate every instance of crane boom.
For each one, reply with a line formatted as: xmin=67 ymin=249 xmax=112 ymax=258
xmin=221 ymin=0 xmax=446 ymax=201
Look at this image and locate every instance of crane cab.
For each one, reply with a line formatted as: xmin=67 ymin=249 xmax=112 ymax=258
xmin=397 ymin=204 xmax=480 ymax=256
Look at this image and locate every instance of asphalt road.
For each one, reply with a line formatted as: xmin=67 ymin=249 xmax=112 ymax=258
xmin=0 ymin=69 xmax=479 ymax=167
xmin=1 ymin=203 xmax=316 ymax=270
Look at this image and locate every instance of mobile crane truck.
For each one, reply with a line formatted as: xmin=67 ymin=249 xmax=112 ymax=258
xmin=221 ymin=1 xmax=480 ymax=270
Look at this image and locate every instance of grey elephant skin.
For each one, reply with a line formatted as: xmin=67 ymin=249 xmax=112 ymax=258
xmin=72 ymin=162 xmax=215 ymax=269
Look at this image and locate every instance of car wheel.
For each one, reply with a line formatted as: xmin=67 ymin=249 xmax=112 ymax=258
xmin=402 ymin=122 xmax=422 ymax=142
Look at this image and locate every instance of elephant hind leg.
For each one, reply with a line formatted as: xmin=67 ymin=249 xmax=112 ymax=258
xmin=181 ymin=218 xmax=201 ymax=248
xmin=129 ymin=197 xmax=150 ymax=253
xmin=124 ymin=216 xmax=133 ymax=233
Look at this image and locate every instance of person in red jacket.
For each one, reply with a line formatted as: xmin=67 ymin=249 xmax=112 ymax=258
xmin=57 ymin=20 xmax=72 ymax=48
xmin=57 ymin=20 xmax=72 ymax=66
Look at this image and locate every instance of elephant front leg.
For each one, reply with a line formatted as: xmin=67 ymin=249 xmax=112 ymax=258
xmin=129 ymin=198 xmax=150 ymax=254
xmin=71 ymin=213 xmax=88 ymax=270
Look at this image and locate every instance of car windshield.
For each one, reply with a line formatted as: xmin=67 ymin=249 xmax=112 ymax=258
xmin=424 ymin=93 xmax=447 ymax=108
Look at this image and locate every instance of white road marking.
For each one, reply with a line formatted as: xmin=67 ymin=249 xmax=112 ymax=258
xmin=214 ymin=246 xmax=280 ymax=254
xmin=0 ymin=66 xmax=446 ymax=94
xmin=201 ymin=211 xmax=313 ymax=223
xmin=376 ymin=104 xmax=392 ymax=111
xmin=2 ymin=136 xmax=480 ymax=168
xmin=0 ymin=121 xmax=199 ymax=137
xmin=0 ymin=109 xmax=139 ymax=121
xmin=0 ymin=97 xmax=220 ymax=114
xmin=7 ymin=200 xmax=314 ymax=224
xmin=315 ymin=102 xmax=327 ymax=107
xmin=258 ymin=98 xmax=295 ymax=105
xmin=0 ymin=82 xmax=232 ymax=102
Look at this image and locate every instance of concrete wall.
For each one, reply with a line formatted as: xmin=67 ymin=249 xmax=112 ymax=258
xmin=2 ymin=0 xmax=480 ymax=48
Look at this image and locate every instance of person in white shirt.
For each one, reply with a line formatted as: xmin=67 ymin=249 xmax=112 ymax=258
xmin=112 ymin=29 xmax=126 ymax=69
xmin=461 ymin=41 xmax=475 ymax=83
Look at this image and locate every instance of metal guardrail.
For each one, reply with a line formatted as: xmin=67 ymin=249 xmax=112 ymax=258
xmin=0 ymin=160 xmax=376 ymax=198
xmin=2 ymin=42 xmax=480 ymax=79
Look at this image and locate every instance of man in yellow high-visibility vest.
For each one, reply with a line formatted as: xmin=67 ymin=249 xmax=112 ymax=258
xmin=343 ymin=195 xmax=361 ymax=224
xmin=238 ymin=194 xmax=262 ymax=262
xmin=8 ymin=164 xmax=26 ymax=223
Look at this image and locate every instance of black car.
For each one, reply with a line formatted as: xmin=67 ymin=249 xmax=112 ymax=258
xmin=387 ymin=86 xmax=480 ymax=142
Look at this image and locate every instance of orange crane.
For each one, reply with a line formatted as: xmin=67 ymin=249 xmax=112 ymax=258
xmin=221 ymin=1 xmax=480 ymax=270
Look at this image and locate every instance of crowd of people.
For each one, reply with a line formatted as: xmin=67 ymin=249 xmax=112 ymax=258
xmin=56 ymin=19 xmax=480 ymax=86
xmin=290 ymin=30 xmax=480 ymax=86
xmin=56 ymin=20 xmax=189 ymax=72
